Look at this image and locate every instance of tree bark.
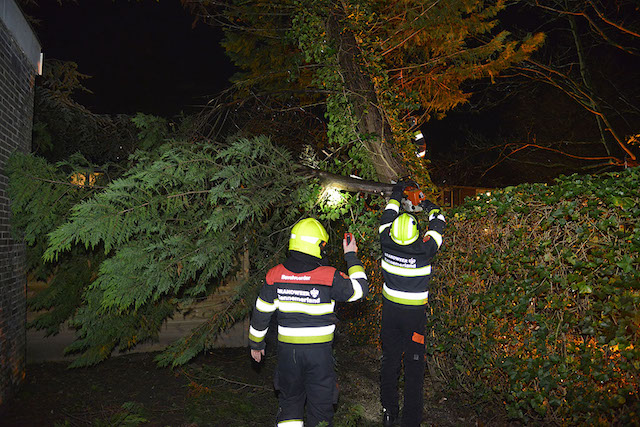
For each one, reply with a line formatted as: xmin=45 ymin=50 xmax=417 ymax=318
xmin=325 ymin=12 xmax=407 ymax=184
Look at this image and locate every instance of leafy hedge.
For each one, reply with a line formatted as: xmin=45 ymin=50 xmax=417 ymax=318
xmin=429 ymin=168 xmax=640 ymax=425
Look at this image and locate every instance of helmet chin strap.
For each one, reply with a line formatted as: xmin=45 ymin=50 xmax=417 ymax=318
xmin=319 ymin=241 xmax=328 ymax=259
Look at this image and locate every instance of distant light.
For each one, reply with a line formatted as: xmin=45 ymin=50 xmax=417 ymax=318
xmin=70 ymin=172 xmax=102 ymax=187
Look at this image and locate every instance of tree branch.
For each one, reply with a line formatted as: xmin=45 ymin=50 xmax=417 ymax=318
xmin=299 ymin=166 xmax=394 ymax=196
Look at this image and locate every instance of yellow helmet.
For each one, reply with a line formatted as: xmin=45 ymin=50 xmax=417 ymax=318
xmin=390 ymin=213 xmax=419 ymax=245
xmin=289 ymin=218 xmax=329 ymax=258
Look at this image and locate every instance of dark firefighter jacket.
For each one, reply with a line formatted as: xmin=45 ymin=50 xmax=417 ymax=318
xmin=378 ymin=195 xmax=446 ymax=306
xmin=249 ymin=250 xmax=369 ymax=350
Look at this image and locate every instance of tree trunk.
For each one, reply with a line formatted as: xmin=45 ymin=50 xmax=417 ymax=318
xmin=325 ymin=12 xmax=407 ymax=184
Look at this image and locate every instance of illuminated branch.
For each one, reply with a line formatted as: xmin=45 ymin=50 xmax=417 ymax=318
xmin=578 ymin=11 xmax=636 ymax=55
xmin=587 ymin=0 xmax=640 ymax=39
xmin=300 ymin=166 xmax=394 ymax=196
xmin=379 ymin=0 xmax=442 ymax=56
xmin=481 ymin=142 xmax=635 ymax=179
xmin=517 ymin=61 xmax=637 ymax=160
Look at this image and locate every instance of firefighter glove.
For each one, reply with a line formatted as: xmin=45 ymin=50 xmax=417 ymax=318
xmin=420 ymin=199 xmax=440 ymax=215
xmin=392 ymin=180 xmax=418 ymax=199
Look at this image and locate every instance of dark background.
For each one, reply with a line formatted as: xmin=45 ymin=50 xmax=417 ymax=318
xmin=22 ymin=0 xmax=640 ymax=187
xmin=25 ymin=0 xmax=235 ymax=117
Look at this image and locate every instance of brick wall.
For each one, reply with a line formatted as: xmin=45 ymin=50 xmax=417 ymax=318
xmin=0 ymin=15 xmax=34 ymax=406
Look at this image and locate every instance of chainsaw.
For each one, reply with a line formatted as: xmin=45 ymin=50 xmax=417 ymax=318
xmin=402 ymin=185 xmax=426 ymax=213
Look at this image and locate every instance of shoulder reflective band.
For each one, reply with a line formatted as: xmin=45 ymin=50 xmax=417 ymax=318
xmin=380 ymin=201 xmax=400 ymax=233
xmin=381 ymin=260 xmax=431 ymax=277
xmin=386 ymin=200 xmax=400 ymax=212
xmin=379 ymin=223 xmax=392 ymax=233
xmin=277 ymin=300 xmax=335 ymax=315
xmin=429 ymin=211 xmax=446 ymax=222
xmin=347 ymin=267 xmax=367 ymax=302
xmin=278 ymin=325 xmax=335 ymax=344
xmin=249 ymin=326 xmax=268 ymax=342
xmin=425 ymin=230 xmax=443 ymax=248
xmin=348 ymin=265 xmax=366 ymax=278
xmin=255 ymin=297 xmax=278 ymax=313
xmin=383 ymin=284 xmax=429 ymax=305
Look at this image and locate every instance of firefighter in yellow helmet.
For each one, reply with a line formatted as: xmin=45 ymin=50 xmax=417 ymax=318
xmin=249 ymin=218 xmax=370 ymax=427
xmin=379 ymin=181 xmax=446 ymax=426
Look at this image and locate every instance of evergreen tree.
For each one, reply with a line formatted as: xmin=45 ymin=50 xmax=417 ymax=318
xmin=10 ymin=134 xmax=312 ymax=366
xmin=11 ymin=1 xmax=546 ymax=367
xmin=189 ymin=0 xmax=544 ymax=186
xmin=33 ymin=59 xmax=141 ymax=163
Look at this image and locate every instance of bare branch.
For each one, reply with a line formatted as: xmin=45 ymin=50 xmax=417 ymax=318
xmin=587 ymin=0 xmax=640 ymax=39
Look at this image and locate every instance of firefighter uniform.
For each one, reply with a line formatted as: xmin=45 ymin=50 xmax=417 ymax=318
xmin=379 ymin=184 xmax=445 ymax=426
xmin=249 ymin=219 xmax=369 ymax=427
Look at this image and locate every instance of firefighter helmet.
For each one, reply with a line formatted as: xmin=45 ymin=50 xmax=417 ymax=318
xmin=390 ymin=213 xmax=419 ymax=245
xmin=289 ymin=218 xmax=329 ymax=258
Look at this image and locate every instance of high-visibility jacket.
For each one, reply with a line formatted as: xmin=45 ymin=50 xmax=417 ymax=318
xmin=378 ymin=196 xmax=445 ymax=306
xmin=249 ymin=250 xmax=369 ymax=349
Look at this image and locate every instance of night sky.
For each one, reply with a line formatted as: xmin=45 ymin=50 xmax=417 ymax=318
xmin=25 ymin=0 xmax=235 ymax=117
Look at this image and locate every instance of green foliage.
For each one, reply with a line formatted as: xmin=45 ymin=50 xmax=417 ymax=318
xmin=131 ymin=113 xmax=168 ymax=151
xmin=216 ymin=0 xmax=544 ymax=187
xmin=430 ymin=167 xmax=640 ymax=424
xmin=33 ymin=59 xmax=140 ymax=163
xmin=8 ymin=111 xmax=171 ymax=340
xmin=6 ymin=152 xmax=108 ymax=335
xmin=11 ymin=135 xmax=315 ymax=367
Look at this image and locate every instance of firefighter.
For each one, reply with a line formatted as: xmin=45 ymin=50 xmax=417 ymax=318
xmin=379 ymin=181 xmax=446 ymax=427
xmin=249 ymin=218 xmax=370 ymax=427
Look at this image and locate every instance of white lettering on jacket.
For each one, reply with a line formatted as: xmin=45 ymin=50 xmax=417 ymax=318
xmin=277 ymin=287 xmax=321 ymax=304
xmin=384 ymin=253 xmax=417 ymax=268
xmin=281 ymin=274 xmax=312 ymax=281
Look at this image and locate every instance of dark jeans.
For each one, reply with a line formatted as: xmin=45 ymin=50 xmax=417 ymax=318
xmin=274 ymin=342 xmax=338 ymax=427
xmin=380 ymin=300 xmax=427 ymax=427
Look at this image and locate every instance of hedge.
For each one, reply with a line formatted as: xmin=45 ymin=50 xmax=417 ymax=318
xmin=429 ymin=167 xmax=640 ymax=424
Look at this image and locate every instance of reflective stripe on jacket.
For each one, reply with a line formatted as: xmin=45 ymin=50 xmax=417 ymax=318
xmin=249 ymin=251 xmax=369 ymax=349
xmin=379 ymin=197 xmax=445 ymax=307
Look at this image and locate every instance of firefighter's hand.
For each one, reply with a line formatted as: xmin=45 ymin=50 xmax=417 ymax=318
xmin=420 ymin=199 xmax=440 ymax=215
xmin=343 ymin=236 xmax=358 ymax=254
xmin=251 ymin=349 xmax=265 ymax=363
xmin=392 ymin=180 xmax=418 ymax=199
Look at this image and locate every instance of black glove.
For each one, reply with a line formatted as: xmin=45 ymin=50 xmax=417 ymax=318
xmin=391 ymin=180 xmax=418 ymax=199
xmin=420 ymin=199 xmax=440 ymax=214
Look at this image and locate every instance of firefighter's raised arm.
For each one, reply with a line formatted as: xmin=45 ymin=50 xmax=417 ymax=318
xmin=331 ymin=234 xmax=369 ymax=302
xmin=419 ymin=198 xmax=446 ymax=251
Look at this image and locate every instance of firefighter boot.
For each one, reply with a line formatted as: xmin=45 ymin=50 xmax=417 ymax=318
xmin=383 ymin=408 xmax=397 ymax=427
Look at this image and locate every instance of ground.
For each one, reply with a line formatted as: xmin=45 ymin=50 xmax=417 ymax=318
xmin=1 ymin=336 xmax=517 ymax=427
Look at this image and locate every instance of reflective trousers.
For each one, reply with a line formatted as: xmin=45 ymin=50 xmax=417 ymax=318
xmin=274 ymin=342 xmax=338 ymax=427
xmin=380 ymin=300 xmax=427 ymax=427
